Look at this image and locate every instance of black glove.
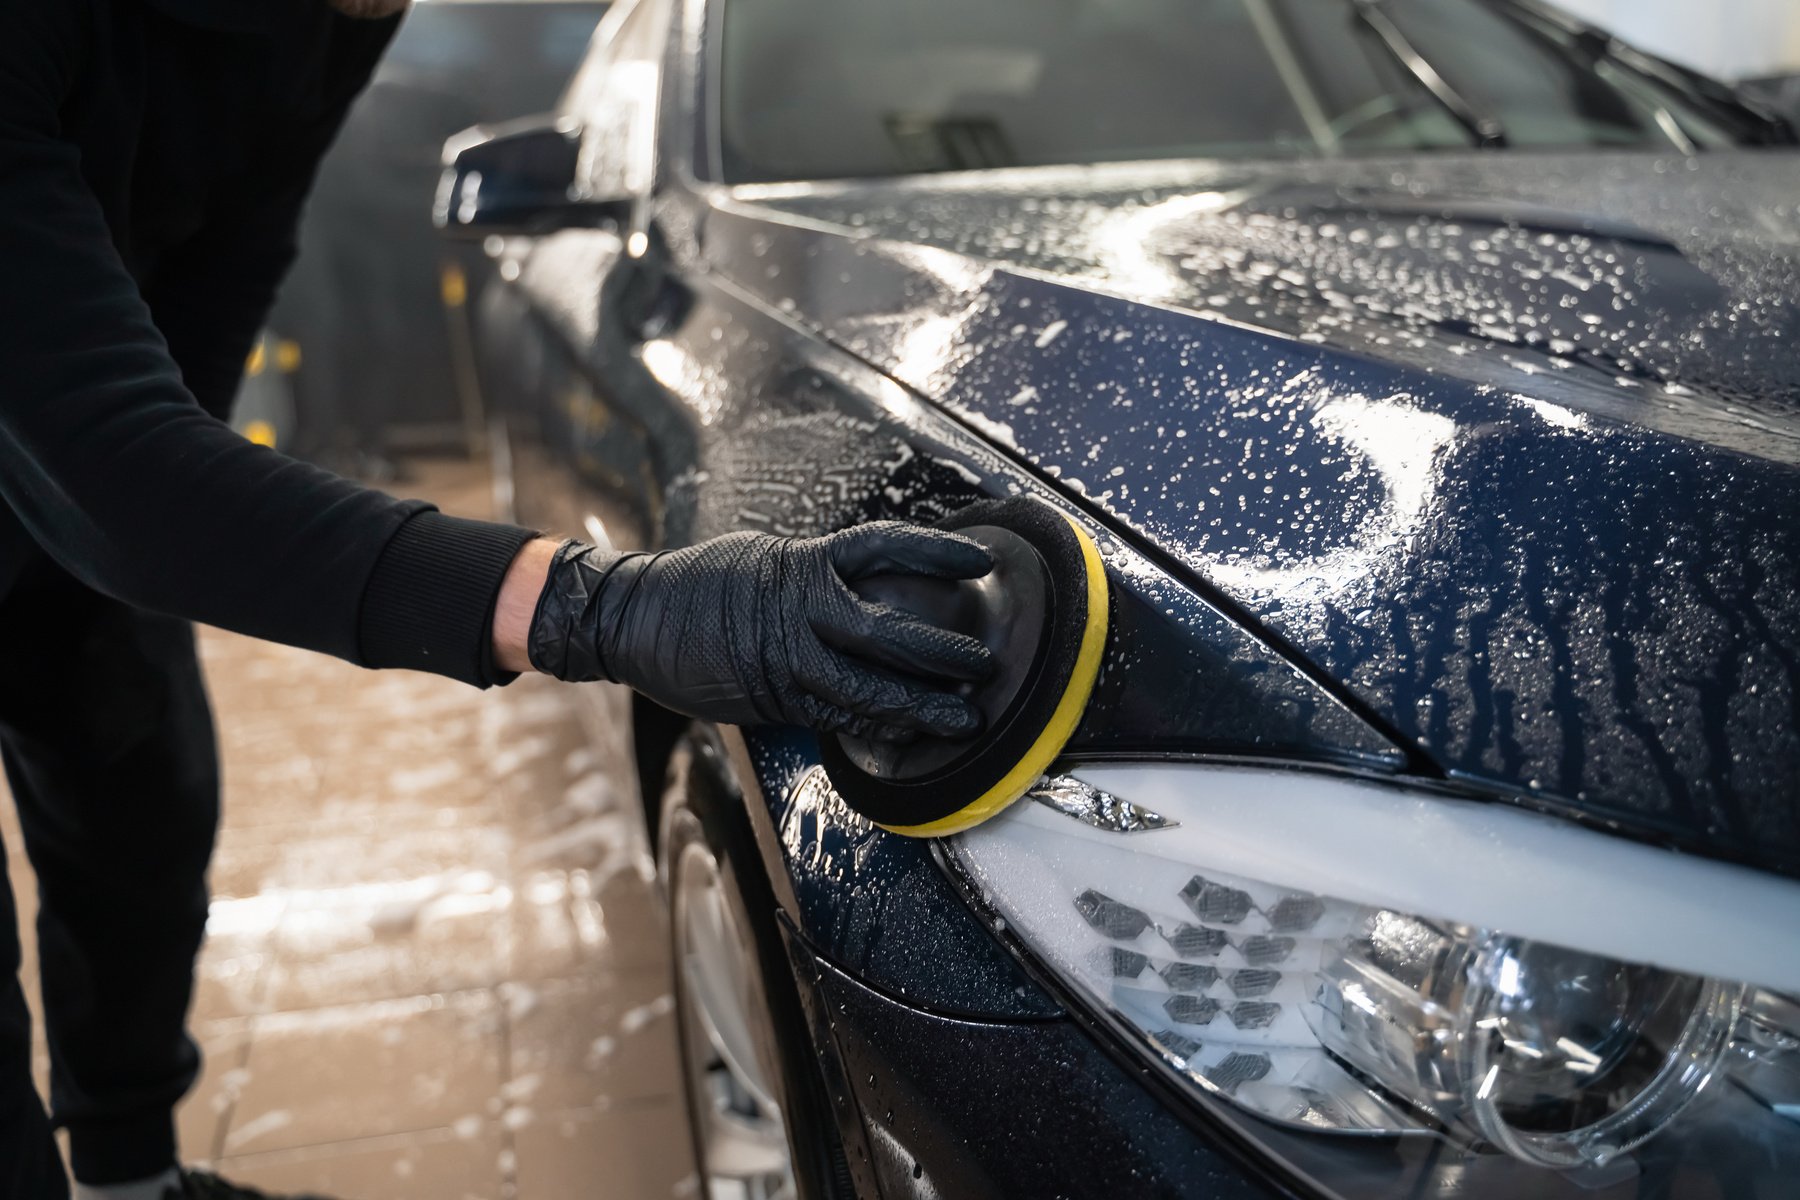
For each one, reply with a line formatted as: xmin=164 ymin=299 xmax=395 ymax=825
xmin=527 ymin=523 xmax=995 ymax=739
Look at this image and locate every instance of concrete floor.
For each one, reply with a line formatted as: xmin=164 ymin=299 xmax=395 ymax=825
xmin=3 ymin=460 xmax=696 ymax=1199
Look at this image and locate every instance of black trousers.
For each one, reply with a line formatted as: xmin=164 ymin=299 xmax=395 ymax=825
xmin=0 ymin=552 xmax=218 ymax=1195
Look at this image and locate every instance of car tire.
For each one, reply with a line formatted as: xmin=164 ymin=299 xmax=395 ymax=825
xmin=659 ymin=730 xmax=856 ymax=1200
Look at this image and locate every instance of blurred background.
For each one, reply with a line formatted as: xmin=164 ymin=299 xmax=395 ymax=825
xmin=7 ymin=0 xmax=1798 ymax=1197
xmin=1558 ymin=0 xmax=1800 ymax=83
xmin=235 ymin=0 xmax=608 ymax=475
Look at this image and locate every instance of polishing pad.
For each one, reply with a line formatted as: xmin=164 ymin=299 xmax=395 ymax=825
xmin=821 ymin=498 xmax=1109 ymax=836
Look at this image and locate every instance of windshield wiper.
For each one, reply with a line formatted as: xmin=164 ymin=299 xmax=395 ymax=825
xmin=1348 ymin=0 xmax=1507 ymax=148
xmin=1494 ymin=0 xmax=1797 ymax=146
xmin=1598 ymin=42 xmax=1796 ymax=145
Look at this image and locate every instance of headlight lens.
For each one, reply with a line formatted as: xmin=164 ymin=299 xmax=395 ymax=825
xmin=1455 ymin=940 xmax=1741 ymax=1167
xmin=943 ymin=765 xmax=1800 ymax=1199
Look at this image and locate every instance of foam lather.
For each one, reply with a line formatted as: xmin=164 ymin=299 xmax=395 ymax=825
xmin=822 ymin=497 xmax=1110 ymax=836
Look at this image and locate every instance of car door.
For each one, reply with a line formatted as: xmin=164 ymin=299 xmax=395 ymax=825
xmin=498 ymin=0 xmax=685 ymax=552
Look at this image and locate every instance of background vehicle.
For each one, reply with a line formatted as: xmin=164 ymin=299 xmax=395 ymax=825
xmin=446 ymin=0 xmax=1800 ymax=1195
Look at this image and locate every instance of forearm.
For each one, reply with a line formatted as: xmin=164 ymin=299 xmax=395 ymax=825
xmin=491 ymin=537 xmax=561 ymax=674
xmin=0 ymin=2 xmax=535 ymax=686
xmin=0 ymin=95 xmax=530 ymax=680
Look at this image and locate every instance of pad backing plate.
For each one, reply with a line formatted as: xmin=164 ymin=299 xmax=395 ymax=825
xmin=821 ymin=498 xmax=1108 ymax=836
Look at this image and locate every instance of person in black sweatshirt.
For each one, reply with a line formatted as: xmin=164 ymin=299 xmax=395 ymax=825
xmin=0 ymin=2 xmax=993 ymax=1197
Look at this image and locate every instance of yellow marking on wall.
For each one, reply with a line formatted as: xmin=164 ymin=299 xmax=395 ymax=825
xmin=441 ymin=263 xmax=468 ymax=308
xmin=275 ymin=339 xmax=303 ymax=373
xmin=245 ymin=342 xmax=266 ymax=377
xmin=243 ymin=420 xmax=278 ymax=448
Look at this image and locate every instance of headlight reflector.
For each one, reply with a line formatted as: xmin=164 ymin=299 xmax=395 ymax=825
xmin=1456 ymin=939 xmax=1742 ymax=1168
xmin=943 ymin=765 xmax=1800 ymax=1197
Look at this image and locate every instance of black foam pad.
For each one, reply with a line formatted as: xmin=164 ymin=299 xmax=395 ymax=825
xmin=822 ymin=497 xmax=1099 ymax=830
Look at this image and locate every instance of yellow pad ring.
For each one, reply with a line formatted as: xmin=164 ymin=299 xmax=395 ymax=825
xmin=820 ymin=500 xmax=1111 ymax=837
xmin=878 ymin=513 xmax=1108 ymax=836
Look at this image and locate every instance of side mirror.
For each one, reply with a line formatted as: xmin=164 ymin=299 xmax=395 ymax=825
xmin=434 ymin=115 xmax=630 ymax=240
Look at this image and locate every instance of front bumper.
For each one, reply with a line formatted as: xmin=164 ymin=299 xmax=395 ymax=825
xmin=782 ymin=930 xmax=1290 ymax=1200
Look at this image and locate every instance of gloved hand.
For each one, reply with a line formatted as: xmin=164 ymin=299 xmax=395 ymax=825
xmin=526 ymin=523 xmax=995 ymax=739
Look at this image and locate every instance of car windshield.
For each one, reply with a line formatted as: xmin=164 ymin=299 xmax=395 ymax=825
xmin=719 ymin=0 xmax=1782 ymax=183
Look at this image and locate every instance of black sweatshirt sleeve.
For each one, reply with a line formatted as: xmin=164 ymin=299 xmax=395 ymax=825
xmin=0 ymin=2 xmax=534 ymax=686
xmin=139 ymin=7 xmax=392 ymax=420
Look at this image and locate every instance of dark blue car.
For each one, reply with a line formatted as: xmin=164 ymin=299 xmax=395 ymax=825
xmin=440 ymin=0 xmax=1800 ymax=1195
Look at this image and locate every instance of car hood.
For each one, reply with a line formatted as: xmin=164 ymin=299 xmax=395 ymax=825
xmin=709 ymin=151 xmax=1800 ymax=876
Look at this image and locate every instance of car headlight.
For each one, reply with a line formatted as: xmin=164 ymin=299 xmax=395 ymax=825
xmin=942 ymin=764 xmax=1800 ymax=1198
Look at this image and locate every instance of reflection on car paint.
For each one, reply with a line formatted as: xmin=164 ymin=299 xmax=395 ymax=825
xmin=693 ymin=156 xmax=1800 ymax=876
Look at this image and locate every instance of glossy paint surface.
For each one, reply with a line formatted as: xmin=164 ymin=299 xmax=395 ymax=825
xmin=495 ymin=242 xmax=1410 ymax=1007
xmin=704 ymin=152 xmax=1800 ymax=874
xmin=743 ymin=727 xmax=1061 ymax=1019
xmin=787 ymin=942 xmax=1285 ymax=1200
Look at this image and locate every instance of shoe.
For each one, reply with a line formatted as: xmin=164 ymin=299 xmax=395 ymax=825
xmin=167 ymin=1169 xmax=331 ymax=1200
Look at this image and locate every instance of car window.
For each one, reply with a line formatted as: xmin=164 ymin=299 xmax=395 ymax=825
xmin=718 ymin=0 xmax=1763 ymax=183
xmin=567 ymin=0 xmax=674 ymax=199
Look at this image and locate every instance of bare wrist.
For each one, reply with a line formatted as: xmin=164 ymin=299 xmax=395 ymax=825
xmin=492 ymin=537 xmax=561 ymax=674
